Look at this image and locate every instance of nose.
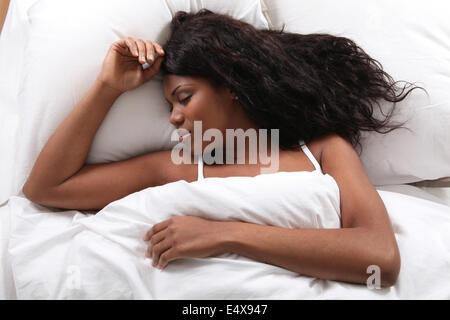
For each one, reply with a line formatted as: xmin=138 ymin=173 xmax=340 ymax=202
xmin=169 ymin=107 xmax=185 ymax=128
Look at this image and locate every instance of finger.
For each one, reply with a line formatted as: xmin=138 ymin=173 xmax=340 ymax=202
xmin=143 ymin=219 xmax=171 ymax=241
xmin=158 ymin=249 xmax=176 ymax=270
xmin=112 ymin=39 xmax=128 ymax=52
xmin=144 ymin=40 xmax=155 ymax=62
xmin=135 ymin=39 xmax=147 ymax=64
xmin=145 ymin=229 xmax=167 ymax=258
xmin=151 ymin=239 xmax=172 ymax=268
xmin=152 ymin=42 xmax=165 ymax=56
xmin=142 ymin=55 xmax=164 ymax=81
xmin=125 ymin=37 xmax=139 ymax=57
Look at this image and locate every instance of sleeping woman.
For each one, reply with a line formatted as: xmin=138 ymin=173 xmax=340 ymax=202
xmin=22 ymin=9 xmax=419 ymax=287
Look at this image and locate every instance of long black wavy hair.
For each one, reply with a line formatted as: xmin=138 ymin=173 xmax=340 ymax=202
xmin=161 ymin=9 xmax=420 ymax=150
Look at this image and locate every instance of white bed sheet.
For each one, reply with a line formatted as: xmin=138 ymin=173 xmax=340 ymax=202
xmin=1 ymin=184 xmax=449 ymax=300
xmin=0 ymin=203 xmax=16 ymax=299
xmin=379 ymin=185 xmax=450 ymax=207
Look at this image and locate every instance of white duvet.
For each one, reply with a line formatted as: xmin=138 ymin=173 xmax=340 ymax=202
xmin=5 ymin=171 xmax=450 ymax=299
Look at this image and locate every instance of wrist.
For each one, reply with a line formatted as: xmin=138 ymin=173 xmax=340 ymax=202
xmin=94 ymin=77 xmax=124 ymax=99
xmin=213 ymin=221 xmax=240 ymax=254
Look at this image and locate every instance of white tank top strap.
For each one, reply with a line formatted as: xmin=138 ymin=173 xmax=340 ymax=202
xmin=197 ymin=142 xmax=320 ymax=180
xmin=299 ymin=140 xmax=322 ymax=172
xmin=197 ymin=154 xmax=205 ymax=181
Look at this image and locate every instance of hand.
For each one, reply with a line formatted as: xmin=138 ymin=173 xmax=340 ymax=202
xmin=143 ymin=216 xmax=229 ymax=270
xmin=97 ymin=37 xmax=165 ymax=94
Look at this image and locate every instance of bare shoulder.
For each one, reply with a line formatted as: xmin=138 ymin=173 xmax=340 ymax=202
xmin=304 ymin=133 xmax=351 ymax=170
xmin=311 ymin=133 xmax=356 ymax=171
xmin=314 ymin=134 xmax=387 ymax=228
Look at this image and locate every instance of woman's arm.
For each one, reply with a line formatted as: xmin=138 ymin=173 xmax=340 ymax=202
xmin=23 ymin=79 xmax=121 ymax=193
xmin=23 ymin=38 xmax=169 ymax=210
xmin=222 ymin=223 xmax=398 ymax=287
xmin=146 ymin=135 xmax=401 ymax=287
xmin=225 ymin=135 xmax=400 ymax=286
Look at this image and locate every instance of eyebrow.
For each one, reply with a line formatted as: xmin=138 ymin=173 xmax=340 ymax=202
xmin=171 ymin=85 xmax=182 ymax=97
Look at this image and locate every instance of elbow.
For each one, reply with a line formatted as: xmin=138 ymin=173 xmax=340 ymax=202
xmin=362 ymin=233 xmax=401 ymax=288
xmin=23 ymin=181 xmax=91 ymax=210
xmin=22 ymin=181 xmax=41 ymax=203
xmin=377 ymin=245 xmax=401 ymax=288
xmin=381 ymin=254 xmax=401 ymax=288
xmin=22 ymin=181 xmax=51 ymax=206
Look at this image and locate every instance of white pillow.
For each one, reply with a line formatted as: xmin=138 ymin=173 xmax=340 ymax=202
xmin=14 ymin=0 xmax=269 ymax=193
xmin=0 ymin=0 xmax=32 ymax=204
xmin=263 ymin=0 xmax=450 ymax=185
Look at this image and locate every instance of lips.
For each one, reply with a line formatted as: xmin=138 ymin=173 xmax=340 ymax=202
xmin=177 ymin=128 xmax=191 ymax=142
xmin=179 ymin=132 xmax=191 ymax=142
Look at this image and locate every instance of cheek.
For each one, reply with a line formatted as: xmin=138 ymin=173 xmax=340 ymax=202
xmin=185 ymin=94 xmax=208 ymax=120
xmin=186 ymin=106 xmax=227 ymax=154
xmin=185 ymin=90 xmax=231 ymax=136
xmin=186 ymin=97 xmax=217 ymax=129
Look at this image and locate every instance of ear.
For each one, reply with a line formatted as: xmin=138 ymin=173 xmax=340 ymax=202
xmin=218 ymin=84 xmax=238 ymax=101
xmin=228 ymin=89 xmax=239 ymax=100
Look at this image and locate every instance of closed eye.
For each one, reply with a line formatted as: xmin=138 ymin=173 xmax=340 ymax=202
xmin=180 ymin=95 xmax=192 ymax=105
xmin=167 ymin=95 xmax=192 ymax=113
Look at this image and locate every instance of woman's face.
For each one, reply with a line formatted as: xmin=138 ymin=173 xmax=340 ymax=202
xmin=163 ymin=74 xmax=256 ymax=156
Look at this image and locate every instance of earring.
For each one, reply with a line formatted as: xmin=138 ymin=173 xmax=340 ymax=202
xmin=233 ymin=96 xmax=239 ymax=100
